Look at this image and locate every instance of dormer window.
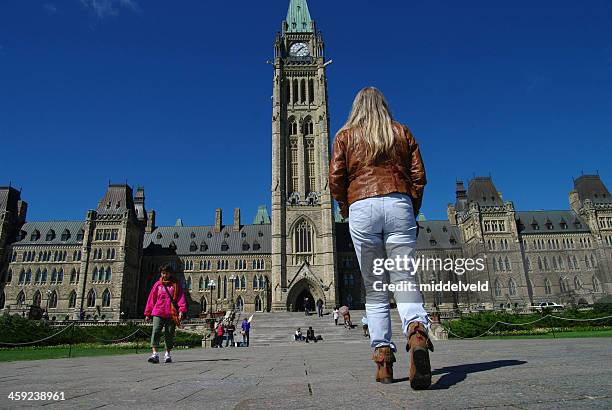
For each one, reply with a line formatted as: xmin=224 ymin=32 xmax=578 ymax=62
xmin=442 ymin=226 xmax=448 ymax=233
xmin=200 ymin=241 xmax=208 ymax=252
xmin=61 ymin=229 xmax=71 ymax=241
xmin=224 ymin=232 xmax=230 ymax=238
xmin=190 ymin=232 xmax=196 ymax=239
xmin=189 ymin=242 xmax=197 ymax=252
xmin=241 ymin=232 xmax=247 ymax=238
xmin=258 ymin=231 xmax=264 ymax=237
xmin=156 ymin=232 xmax=163 ymax=240
xmin=115 ymin=201 xmax=121 ymax=209
xmin=430 ymin=239 xmax=437 ymax=246
xmin=76 ymin=229 xmax=84 ymax=241
xmin=253 ymin=241 xmax=261 ymax=251
xmin=173 ymin=232 xmax=179 ymax=239
xmin=46 ymin=230 xmax=56 ymax=241
xmin=242 ymin=242 xmax=250 ymax=251
xmin=207 ymin=232 xmax=213 ymax=238
xmin=532 ymin=222 xmax=539 ymax=230
xmin=546 ymin=222 xmax=553 ymax=230
xmin=221 ymin=241 xmax=229 ymax=252
xmin=169 ymin=241 xmax=177 ymax=251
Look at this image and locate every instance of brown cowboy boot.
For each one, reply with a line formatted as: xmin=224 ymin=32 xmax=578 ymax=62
xmin=406 ymin=322 xmax=434 ymax=390
xmin=372 ymin=346 xmax=395 ymax=384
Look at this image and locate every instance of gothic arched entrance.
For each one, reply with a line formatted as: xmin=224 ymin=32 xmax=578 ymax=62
xmin=286 ymin=278 xmax=325 ymax=312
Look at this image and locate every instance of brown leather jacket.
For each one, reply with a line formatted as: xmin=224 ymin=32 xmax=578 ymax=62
xmin=328 ymin=122 xmax=426 ymax=218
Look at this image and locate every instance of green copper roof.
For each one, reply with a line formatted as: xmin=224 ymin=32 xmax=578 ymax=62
xmin=286 ymin=0 xmax=313 ymax=33
xmin=253 ymin=205 xmax=271 ymax=225
xmin=417 ymin=212 xmax=427 ymax=222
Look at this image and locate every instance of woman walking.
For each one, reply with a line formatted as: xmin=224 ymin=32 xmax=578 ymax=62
xmin=144 ymin=264 xmax=187 ymax=364
xmin=329 ymin=87 xmax=434 ymax=389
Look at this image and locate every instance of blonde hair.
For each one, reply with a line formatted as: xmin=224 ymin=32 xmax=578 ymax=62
xmin=338 ymin=87 xmax=398 ymax=164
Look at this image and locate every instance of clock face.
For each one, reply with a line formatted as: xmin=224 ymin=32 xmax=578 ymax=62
xmin=290 ymin=42 xmax=310 ymax=57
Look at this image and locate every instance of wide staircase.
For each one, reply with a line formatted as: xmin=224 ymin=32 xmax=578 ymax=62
xmin=234 ymin=310 xmax=446 ymax=347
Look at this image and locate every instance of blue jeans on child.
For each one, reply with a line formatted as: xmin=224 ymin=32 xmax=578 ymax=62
xmin=348 ymin=193 xmax=429 ymax=351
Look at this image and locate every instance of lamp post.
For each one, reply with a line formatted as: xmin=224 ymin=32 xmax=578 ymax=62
xmin=229 ymin=275 xmax=235 ymax=309
xmin=209 ymin=279 xmax=216 ymax=315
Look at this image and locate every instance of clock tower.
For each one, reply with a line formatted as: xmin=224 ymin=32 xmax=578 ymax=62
xmin=271 ymin=0 xmax=338 ymax=311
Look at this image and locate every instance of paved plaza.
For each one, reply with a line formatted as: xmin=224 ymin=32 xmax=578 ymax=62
xmin=0 ymin=337 xmax=610 ymax=409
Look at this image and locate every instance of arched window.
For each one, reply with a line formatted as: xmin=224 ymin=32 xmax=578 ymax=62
xmin=92 ymin=267 xmax=98 ymax=282
xmin=48 ymin=291 xmax=58 ymax=309
xmin=0 ymin=292 xmax=4 ymax=309
xmin=300 ymin=79 xmax=306 ymax=103
xmin=87 ymin=289 xmax=96 ymax=307
xmin=292 ymin=79 xmax=298 ymax=103
xmin=235 ymin=296 xmax=244 ymax=311
xmin=33 ymin=290 xmax=42 ymax=307
xmin=240 ymin=275 xmax=246 ymax=290
xmin=294 ymin=220 xmax=313 ymax=254
xmin=19 ymin=269 xmax=25 ymax=284
xmin=61 ymin=229 xmax=70 ymax=241
xmin=505 ymin=257 xmax=511 ymax=271
xmin=234 ymin=275 xmax=240 ymax=289
xmin=16 ymin=291 xmax=25 ymax=306
xmin=199 ymin=276 xmax=204 ymax=290
xmin=574 ymin=276 xmax=582 ymax=290
xmin=508 ymin=279 xmax=517 ymax=296
xmin=217 ymin=276 xmax=221 ymax=298
xmin=205 ymin=276 xmax=210 ymax=289
xmin=593 ymin=276 xmax=601 ymax=293
xmin=253 ymin=275 xmax=258 ymax=290
xmin=102 ymin=289 xmax=111 ymax=307
xmin=51 ymin=269 xmax=57 ymax=283
xmin=223 ymin=276 xmax=227 ymax=298
xmin=560 ymin=278 xmax=567 ymax=293
xmin=544 ymin=279 xmax=552 ymax=295
xmin=46 ymin=229 xmax=55 ymax=241
xmin=308 ymin=78 xmax=314 ymax=104
xmin=6 ymin=269 xmax=12 ymax=284
xmin=200 ymin=297 xmax=207 ymax=312
xmin=35 ymin=269 xmax=42 ymax=284
xmin=25 ymin=269 xmax=32 ymax=284
xmin=254 ymin=296 xmax=262 ymax=312
xmin=68 ymin=291 xmax=77 ymax=308
xmin=105 ymin=267 xmax=112 ymax=282
xmin=70 ymin=269 xmax=77 ymax=284
xmin=41 ymin=269 xmax=47 ymax=284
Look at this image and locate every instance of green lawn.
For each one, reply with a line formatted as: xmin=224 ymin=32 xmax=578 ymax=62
xmin=474 ymin=328 xmax=612 ymax=340
xmin=0 ymin=344 xmax=198 ymax=362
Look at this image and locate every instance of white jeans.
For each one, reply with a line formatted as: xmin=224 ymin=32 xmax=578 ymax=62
xmin=349 ymin=193 xmax=429 ymax=351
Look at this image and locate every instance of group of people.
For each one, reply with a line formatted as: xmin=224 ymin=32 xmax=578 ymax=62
xmin=294 ymin=326 xmax=321 ymax=343
xmin=212 ymin=318 xmax=250 ymax=348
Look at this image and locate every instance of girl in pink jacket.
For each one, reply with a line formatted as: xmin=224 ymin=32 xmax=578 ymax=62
xmin=144 ymin=264 xmax=187 ymax=363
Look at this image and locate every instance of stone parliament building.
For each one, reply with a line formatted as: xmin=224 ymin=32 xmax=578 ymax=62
xmin=1 ymin=1 xmax=611 ymax=319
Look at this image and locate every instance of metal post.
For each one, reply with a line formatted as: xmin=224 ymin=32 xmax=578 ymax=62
xmin=68 ymin=323 xmax=75 ymax=358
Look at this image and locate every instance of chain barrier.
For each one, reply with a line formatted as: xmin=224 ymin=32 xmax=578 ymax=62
xmin=0 ymin=323 xmax=154 ymax=347
xmin=441 ymin=314 xmax=612 ymax=339
xmin=0 ymin=323 xmax=76 ymax=347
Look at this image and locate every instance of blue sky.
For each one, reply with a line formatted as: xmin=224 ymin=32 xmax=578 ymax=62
xmin=1 ymin=0 xmax=611 ymax=226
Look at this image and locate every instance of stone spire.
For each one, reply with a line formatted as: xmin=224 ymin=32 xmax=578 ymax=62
xmin=286 ymin=0 xmax=313 ymax=33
